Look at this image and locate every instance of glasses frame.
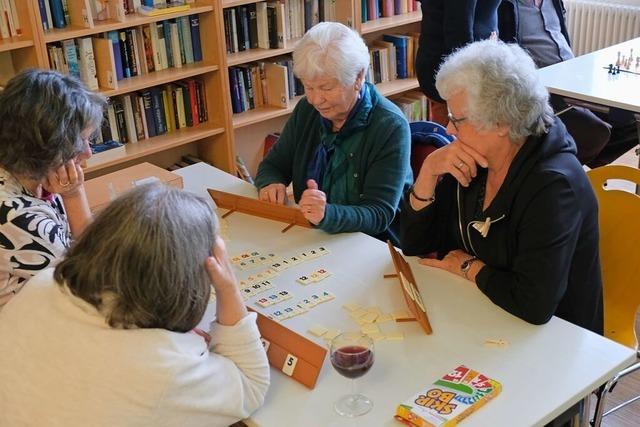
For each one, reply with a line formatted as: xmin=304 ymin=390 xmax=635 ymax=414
xmin=447 ymin=110 xmax=467 ymax=131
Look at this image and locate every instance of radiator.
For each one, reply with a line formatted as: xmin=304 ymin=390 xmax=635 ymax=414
xmin=564 ymin=0 xmax=640 ymax=56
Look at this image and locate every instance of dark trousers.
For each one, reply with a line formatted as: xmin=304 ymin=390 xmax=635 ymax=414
xmin=552 ymin=95 xmax=638 ymax=167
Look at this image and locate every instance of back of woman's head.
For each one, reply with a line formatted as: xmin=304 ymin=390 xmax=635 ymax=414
xmin=0 ymin=69 xmax=106 ymax=180
xmin=54 ymin=183 xmax=217 ymax=332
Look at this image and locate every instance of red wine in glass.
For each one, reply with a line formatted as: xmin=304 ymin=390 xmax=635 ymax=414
xmin=329 ymin=333 xmax=375 ymax=417
xmin=330 ymin=345 xmax=374 ymax=379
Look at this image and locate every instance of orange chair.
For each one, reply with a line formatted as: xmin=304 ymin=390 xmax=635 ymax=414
xmin=587 ymin=165 xmax=640 ymax=426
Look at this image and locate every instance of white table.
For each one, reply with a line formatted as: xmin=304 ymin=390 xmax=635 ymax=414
xmin=176 ymin=163 xmax=636 ymax=427
xmin=538 ymin=38 xmax=640 ymax=114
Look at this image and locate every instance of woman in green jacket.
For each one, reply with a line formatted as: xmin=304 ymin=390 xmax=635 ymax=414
xmin=255 ymin=22 xmax=412 ymax=244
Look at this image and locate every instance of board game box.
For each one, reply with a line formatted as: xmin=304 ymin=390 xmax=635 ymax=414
xmin=395 ymin=365 xmax=501 ymax=426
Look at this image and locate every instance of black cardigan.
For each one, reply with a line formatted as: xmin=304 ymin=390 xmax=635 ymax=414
xmin=398 ymin=118 xmax=604 ymax=334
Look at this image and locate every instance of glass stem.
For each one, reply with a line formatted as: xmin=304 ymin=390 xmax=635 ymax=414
xmin=351 ymin=378 xmax=358 ymax=403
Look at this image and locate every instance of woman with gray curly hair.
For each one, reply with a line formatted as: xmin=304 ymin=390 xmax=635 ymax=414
xmin=255 ymin=22 xmax=412 ymax=245
xmin=0 ymin=69 xmax=106 ymax=307
xmin=399 ymin=40 xmax=603 ymax=334
xmin=0 ymin=183 xmax=270 ymax=426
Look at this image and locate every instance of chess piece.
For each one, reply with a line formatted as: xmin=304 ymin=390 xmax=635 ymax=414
xmin=616 ymin=51 xmax=621 ymax=67
xmin=608 ymin=63 xmax=614 ymax=74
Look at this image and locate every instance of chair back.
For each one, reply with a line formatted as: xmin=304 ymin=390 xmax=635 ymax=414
xmin=409 ymin=121 xmax=453 ymax=178
xmin=587 ymin=165 xmax=640 ymax=350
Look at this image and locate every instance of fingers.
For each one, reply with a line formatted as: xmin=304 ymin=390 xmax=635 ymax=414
xmin=457 ymin=142 xmax=488 ymax=168
xmin=259 ymin=184 xmax=287 ymax=205
xmin=206 ymin=237 xmax=236 ymax=290
xmin=306 ymin=179 xmax=318 ymax=190
xmin=418 ymin=258 xmax=441 ymax=268
xmin=56 ymin=164 xmax=70 ymax=187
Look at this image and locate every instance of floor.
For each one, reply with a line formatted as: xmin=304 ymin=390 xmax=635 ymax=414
xmin=588 ymin=146 xmax=640 ymax=427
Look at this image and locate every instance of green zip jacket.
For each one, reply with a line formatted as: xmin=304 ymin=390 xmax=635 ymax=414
xmin=255 ymin=82 xmax=412 ymax=240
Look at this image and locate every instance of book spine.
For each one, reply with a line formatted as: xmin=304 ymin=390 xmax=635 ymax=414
xmin=169 ymin=22 xmax=182 ymax=68
xmin=122 ymin=94 xmax=138 ymax=143
xmin=49 ymin=0 xmax=66 ymax=28
xmin=131 ymin=94 xmax=146 ymax=140
xmin=141 ymin=90 xmax=157 ymax=137
xmin=162 ymin=20 xmax=173 ymax=68
xmin=112 ymin=97 xmax=128 ymax=144
xmin=150 ymin=88 xmax=167 ymax=134
xmin=179 ymin=16 xmax=194 ymax=64
xmin=77 ymin=37 xmax=99 ymax=90
xmin=189 ymin=14 xmax=202 ymax=62
xmin=187 ymin=79 xmax=199 ymax=126
xmin=107 ymin=103 xmax=120 ymax=142
xmin=7 ymin=0 xmax=21 ymax=35
xmin=37 ymin=0 xmax=49 ymax=31
xmin=118 ymin=30 xmax=132 ymax=78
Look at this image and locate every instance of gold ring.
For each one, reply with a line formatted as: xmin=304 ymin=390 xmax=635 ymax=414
xmin=456 ymin=162 xmax=464 ymax=169
xmin=59 ymin=181 xmax=70 ymax=187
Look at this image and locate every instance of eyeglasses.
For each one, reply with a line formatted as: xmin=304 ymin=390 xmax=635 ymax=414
xmin=447 ymin=110 xmax=467 ymax=131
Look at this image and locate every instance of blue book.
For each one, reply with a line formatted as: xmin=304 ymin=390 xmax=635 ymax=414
xmin=140 ymin=91 xmax=157 ymax=138
xmin=189 ymin=14 xmax=202 ymax=62
xmin=61 ymin=39 xmax=81 ymax=81
xmin=228 ymin=68 xmax=242 ymax=114
xmin=383 ymin=34 xmax=408 ymax=79
xmin=150 ymin=88 xmax=167 ymax=135
xmin=107 ymin=31 xmax=124 ymax=81
xmin=37 ymin=0 xmax=49 ymax=30
xmin=49 ymin=0 xmax=66 ymax=28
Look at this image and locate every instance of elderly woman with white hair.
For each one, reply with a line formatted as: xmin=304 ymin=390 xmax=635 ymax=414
xmin=399 ymin=40 xmax=603 ymax=334
xmin=255 ymin=22 xmax=412 ymax=244
xmin=0 ymin=183 xmax=270 ymax=426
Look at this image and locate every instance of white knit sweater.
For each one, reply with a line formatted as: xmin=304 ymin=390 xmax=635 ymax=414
xmin=0 ymin=268 xmax=270 ymax=427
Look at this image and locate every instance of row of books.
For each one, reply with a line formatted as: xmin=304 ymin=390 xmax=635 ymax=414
xmin=47 ymin=15 xmax=202 ymax=91
xmin=361 ymin=0 xmax=420 ymax=23
xmin=0 ymin=0 xmax=22 ymax=38
xmin=391 ymin=90 xmax=428 ymax=122
xmin=365 ymin=33 xmax=419 ymax=84
xmin=223 ymin=0 xmax=337 ymax=54
xmin=229 ymin=58 xmax=304 ymax=114
xmin=96 ymin=79 xmax=208 ymax=146
xmin=38 ymin=0 xmax=193 ymax=31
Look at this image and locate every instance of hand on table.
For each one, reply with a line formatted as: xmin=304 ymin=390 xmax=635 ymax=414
xmin=418 ymin=249 xmax=478 ymax=280
xmin=259 ymin=183 xmax=288 ymax=205
xmin=299 ymin=179 xmax=326 ymax=225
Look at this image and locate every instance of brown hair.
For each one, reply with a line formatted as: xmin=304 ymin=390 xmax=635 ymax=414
xmin=54 ymin=183 xmax=217 ymax=332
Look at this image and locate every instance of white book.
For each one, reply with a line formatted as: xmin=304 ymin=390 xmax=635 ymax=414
xmin=169 ymin=22 xmax=182 ymax=68
xmin=155 ymin=22 xmax=168 ymax=70
xmin=137 ymin=93 xmax=149 ymax=139
xmin=122 ymin=95 xmax=138 ymax=144
xmin=129 ymin=28 xmax=143 ymax=75
xmin=107 ymin=103 xmax=120 ymax=142
xmin=43 ymin=0 xmax=53 ymax=30
xmin=0 ymin=2 xmax=10 ymax=39
xmin=1 ymin=0 xmax=16 ymax=36
xmin=148 ymin=23 xmax=163 ymax=71
xmin=230 ymin=8 xmax=238 ymax=53
xmin=77 ymin=37 xmax=99 ymax=90
xmin=8 ymin=0 xmax=21 ymax=35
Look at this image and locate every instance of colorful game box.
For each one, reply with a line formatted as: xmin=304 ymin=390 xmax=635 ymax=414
xmin=395 ymin=365 xmax=501 ymax=426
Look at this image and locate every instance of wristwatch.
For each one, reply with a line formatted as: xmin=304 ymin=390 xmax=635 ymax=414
xmin=460 ymin=256 xmax=478 ymax=279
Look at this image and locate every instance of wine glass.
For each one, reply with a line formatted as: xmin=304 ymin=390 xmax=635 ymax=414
xmin=330 ymin=332 xmax=375 ymax=417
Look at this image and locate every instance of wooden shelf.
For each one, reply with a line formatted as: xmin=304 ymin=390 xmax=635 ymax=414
xmin=227 ymin=37 xmax=302 ymax=66
xmin=232 ymin=78 xmax=418 ymax=128
xmin=233 ymin=96 xmax=303 ymax=128
xmin=222 ymin=0 xmax=260 ymax=7
xmin=85 ymin=124 xmax=225 ymax=173
xmin=43 ymin=4 xmax=213 ymax=43
xmin=100 ymin=63 xmax=219 ymax=97
xmin=360 ymin=11 xmax=422 ymax=34
xmin=0 ymin=36 xmax=35 ymax=53
xmin=376 ymin=77 xmax=419 ymax=97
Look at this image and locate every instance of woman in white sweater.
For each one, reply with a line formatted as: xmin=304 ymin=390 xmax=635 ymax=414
xmin=0 ymin=183 xmax=270 ymax=426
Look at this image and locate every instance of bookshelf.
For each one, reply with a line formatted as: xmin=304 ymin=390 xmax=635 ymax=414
xmin=7 ymin=0 xmax=422 ymax=179
xmin=3 ymin=0 xmax=234 ymax=178
xmin=224 ymin=0 xmax=423 ymax=175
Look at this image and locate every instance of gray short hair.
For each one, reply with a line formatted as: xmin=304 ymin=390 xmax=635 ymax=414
xmin=54 ymin=183 xmax=217 ymax=332
xmin=0 ymin=69 xmax=106 ymax=180
xmin=293 ymin=22 xmax=369 ymax=86
xmin=435 ymin=40 xmax=554 ymax=141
